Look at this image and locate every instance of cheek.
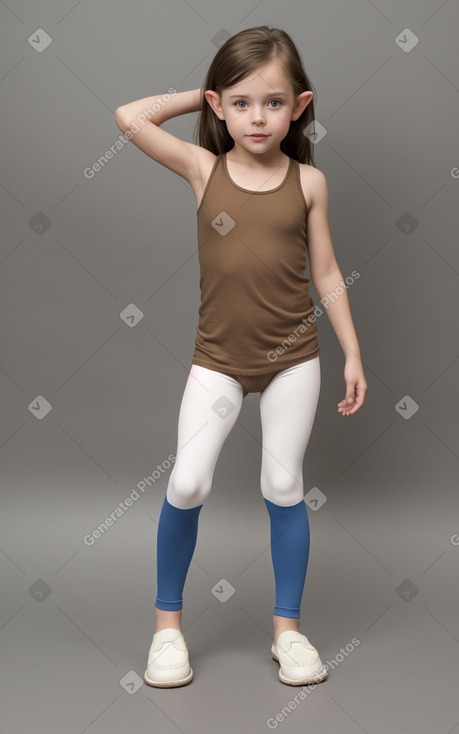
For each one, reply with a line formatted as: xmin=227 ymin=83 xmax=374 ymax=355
xmin=226 ymin=113 xmax=243 ymax=129
xmin=272 ymin=115 xmax=291 ymax=133
xmin=277 ymin=110 xmax=292 ymax=126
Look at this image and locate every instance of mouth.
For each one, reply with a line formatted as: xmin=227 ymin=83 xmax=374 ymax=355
xmin=249 ymin=134 xmax=268 ymax=139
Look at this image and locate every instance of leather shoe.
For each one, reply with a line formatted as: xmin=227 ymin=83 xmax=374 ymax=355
xmin=271 ymin=630 xmax=328 ymax=686
xmin=144 ymin=628 xmax=193 ymax=688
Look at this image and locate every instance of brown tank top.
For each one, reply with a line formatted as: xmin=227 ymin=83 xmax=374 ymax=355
xmin=192 ymin=152 xmax=320 ymax=375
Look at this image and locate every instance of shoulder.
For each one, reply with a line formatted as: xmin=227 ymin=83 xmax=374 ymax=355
xmin=297 ymin=162 xmax=328 ymax=214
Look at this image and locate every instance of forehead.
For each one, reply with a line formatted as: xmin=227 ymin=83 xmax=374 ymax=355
xmin=223 ymin=60 xmax=293 ymax=97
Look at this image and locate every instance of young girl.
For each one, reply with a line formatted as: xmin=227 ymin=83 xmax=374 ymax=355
xmin=115 ymin=25 xmax=367 ymax=688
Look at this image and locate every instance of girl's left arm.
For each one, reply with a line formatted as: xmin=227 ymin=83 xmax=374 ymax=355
xmin=305 ymin=167 xmax=368 ymax=416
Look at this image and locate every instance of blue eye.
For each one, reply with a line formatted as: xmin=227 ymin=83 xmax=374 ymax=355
xmin=233 ymin=99 xmax=282 ymax=109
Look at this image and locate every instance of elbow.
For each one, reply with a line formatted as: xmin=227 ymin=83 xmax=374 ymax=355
xmin=311 ymin=266 xmax=342 ymax=294
xmin=114 ymin=107 xmax=131 ymax=131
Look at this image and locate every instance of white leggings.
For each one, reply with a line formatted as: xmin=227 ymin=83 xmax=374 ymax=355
xmin=166 ymin=356 xmax=321 ymax=509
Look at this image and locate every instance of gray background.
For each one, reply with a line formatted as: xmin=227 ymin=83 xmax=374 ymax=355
xmin=1 ymin=1 xmax=459 ymax=732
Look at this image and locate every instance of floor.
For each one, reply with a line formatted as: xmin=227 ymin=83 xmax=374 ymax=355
xmin=1 ymin=474 xmax=458 ymax=734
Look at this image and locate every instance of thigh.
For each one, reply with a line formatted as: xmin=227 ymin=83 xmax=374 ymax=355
xmin=259 ymin=357 xmax=321 ymax=504
xmin=174 ymin=364 xmax=244 ymax=476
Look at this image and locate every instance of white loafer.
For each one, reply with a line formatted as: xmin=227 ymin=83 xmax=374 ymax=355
xmin=144 ymin=628 xmax=193 ymax=688
xmin=271 ymin=630 xmax=328 ymax=686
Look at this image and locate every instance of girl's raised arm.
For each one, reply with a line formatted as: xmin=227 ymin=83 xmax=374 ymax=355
xmin=114 ymin=89 xmax=203 ymax=184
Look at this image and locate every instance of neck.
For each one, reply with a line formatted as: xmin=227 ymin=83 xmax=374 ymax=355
xmin=226 ymin=143 xmax=288 ymax=169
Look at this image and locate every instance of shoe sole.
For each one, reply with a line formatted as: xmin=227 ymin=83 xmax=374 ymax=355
xmin=271 ymin=652 xmax=328 ymax=686
xmin=143 ymin=667 xmax=193 ymax=688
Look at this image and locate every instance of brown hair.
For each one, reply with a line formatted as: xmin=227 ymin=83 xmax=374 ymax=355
xmin=193 ymin=26 xmax=317 ymax=165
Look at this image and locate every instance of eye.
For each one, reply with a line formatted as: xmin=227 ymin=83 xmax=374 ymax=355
xmin=232 ymin=99 xmax=282 ymax=109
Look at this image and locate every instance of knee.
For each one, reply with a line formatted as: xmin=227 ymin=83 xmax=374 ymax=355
xmin=166 ymin=464 xmax=211 ymax=509
xmin=260 ymin=469 xmax=303 ymax=506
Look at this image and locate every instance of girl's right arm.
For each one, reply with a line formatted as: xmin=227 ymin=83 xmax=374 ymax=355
xmin=114 ymin=89 xmax=203 ymax=184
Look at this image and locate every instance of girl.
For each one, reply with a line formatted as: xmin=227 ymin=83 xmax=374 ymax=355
xmin=115 ymin=25 xmax=367 ymax=688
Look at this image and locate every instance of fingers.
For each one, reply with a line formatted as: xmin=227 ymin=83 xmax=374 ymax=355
xmin=337 ymin=395 xmax=362 ymax=416
xmin=338 ymin=401 xmax=354 ymax=415
xmin=337 ymin=377 xmax=367 ymax=415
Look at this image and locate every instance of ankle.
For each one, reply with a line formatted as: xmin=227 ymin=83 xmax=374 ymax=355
xmin=273 ymin=614 xmax=300 ymax=642
xmin=155 ymin=607 xmax=182 ymax=634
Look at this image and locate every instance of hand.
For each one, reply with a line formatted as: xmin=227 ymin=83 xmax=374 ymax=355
xmin=337 ymin=356 xmax=367 ymax=416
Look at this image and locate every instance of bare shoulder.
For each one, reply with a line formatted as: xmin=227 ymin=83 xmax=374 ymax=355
xmin=189 ymin=147 xmax=218 ymax=210
xmin=298 ymin=163 xmax=327 ymax=214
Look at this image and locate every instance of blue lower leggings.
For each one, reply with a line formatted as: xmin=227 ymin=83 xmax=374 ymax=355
xmin=155 ymin=495 xmax=310 ymax=619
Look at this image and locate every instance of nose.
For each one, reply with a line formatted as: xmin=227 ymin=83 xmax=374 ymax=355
xmin=250 ymin=105 xmax=266 ymax=125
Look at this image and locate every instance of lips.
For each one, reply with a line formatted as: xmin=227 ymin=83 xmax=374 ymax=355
xmin=250 ymin=134 xmax=267 ymax=138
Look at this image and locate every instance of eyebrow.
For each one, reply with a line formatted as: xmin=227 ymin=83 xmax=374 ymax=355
xmin=228 ymin=92 xmax=289 ymax=99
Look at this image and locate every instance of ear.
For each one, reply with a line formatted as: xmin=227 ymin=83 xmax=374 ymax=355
xmin=204 ymin=89 xmax=225 ymax=120
xmin=291 ymin=91 xmax=313 ymax=121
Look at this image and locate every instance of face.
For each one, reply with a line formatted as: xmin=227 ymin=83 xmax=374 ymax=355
xmin=205 ymin=59 xmax=313 ymax=155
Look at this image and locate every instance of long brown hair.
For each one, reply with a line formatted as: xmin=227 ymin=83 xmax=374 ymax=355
xmin=193 ymin=26 xmax=317 ymax=165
